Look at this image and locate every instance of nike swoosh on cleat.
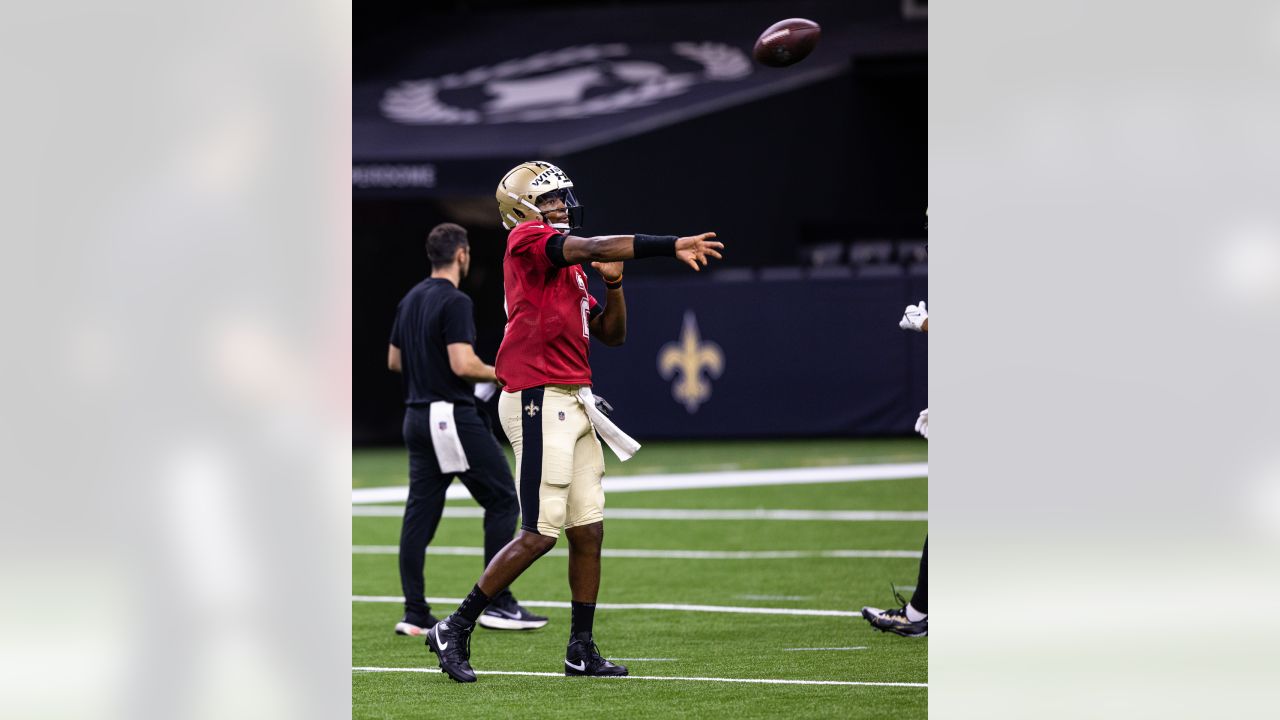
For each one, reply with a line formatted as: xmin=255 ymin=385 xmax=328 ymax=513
xmin=439 ymin=640 xmax=449 ymax=651
xmin=565 ymin=660 xmax=585 ymax=672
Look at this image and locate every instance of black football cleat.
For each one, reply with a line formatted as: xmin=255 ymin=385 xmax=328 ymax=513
xmin=861 ymin=589 xmax=928 ymax=638
xmin=426 ymin=617 xmax=478 ymax=683
xmin=477 ymin=594 xmax=549 ymax=631
xmin=564 ymin=635 xmax=628 ymax=677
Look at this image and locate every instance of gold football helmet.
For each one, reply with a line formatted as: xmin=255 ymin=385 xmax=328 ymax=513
xmin=496 ymin=161 xmax=583 ymax=231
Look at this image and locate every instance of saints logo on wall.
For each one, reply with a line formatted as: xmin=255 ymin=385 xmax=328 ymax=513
xmin=381 ymin=43 xmax=751 ymax=125
xmin=657 ymin=311 xmax=724 ymax=414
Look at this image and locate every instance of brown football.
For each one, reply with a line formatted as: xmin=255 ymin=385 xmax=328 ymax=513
xmin=752 ymin=18 xmax=821 ymax=68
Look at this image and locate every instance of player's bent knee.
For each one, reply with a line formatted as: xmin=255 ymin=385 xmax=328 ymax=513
xmin=520 ymin=530 xmax=557 ymax=553
xmin=533 ymin=524 xmax=563 ymax=543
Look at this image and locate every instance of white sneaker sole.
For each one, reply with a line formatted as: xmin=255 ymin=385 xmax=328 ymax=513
xmin=394 ymin=622 xmax=424 ymax=636
xmin=476 ymin=614 xmax=549 ymax=630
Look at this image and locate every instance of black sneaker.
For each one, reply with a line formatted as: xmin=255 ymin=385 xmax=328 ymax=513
xmin=861 ymin=589 xmax=928 ymax=638
xmin=477 ymin=594 xmax=549 ymax=631
xmin=564 ymin=634 xmax=628 ymax=677
xmin=425 ymin=617 xmax=477 ymax=683
xmin=394 ymin=613 xmax=439 ymax=637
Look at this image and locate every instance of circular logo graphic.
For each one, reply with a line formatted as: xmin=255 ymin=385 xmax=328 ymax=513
xmin=381 ymin=42 xmax=751 ymax=125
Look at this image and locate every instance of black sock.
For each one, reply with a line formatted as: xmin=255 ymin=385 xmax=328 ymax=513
xmin=911 ymin=538 xmax=928 ymax=614
xmin=454 ymin=585 xmax=491 ymax=625
xmin=571 ymin=601 xmax=596 ymax=638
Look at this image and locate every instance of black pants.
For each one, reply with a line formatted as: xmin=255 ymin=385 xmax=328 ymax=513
xmin=400 ymin=403 xmax=519 ymax=623
xmin=911 ymin=537 xmax=928 ymax=614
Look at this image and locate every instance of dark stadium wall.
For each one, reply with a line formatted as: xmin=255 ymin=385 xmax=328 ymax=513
xmin=569 ymin=273 xmax=929 ymax=439
xmin=353 ymin=56 xmax=925 ymax=445
xmin=353 ymin=199 xmax=514 ymax=445
xmin=556 ymin=56 xmax=926 ymax=270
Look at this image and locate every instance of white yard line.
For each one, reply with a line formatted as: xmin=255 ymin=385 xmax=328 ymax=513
xmin=353 ymin=545 xmax=920 ymax=559
xmin=352 ymin=462 xmax=927 ymax=504
xmin=351 ymin=666 xmax=925 ymax=688
xmin=352 ymin=506 xmax=926 ymax=521
xmin=353 ymin=595 xmax=861 ymax=618
xmin=783 ymin=647 xmax=868 ymax=652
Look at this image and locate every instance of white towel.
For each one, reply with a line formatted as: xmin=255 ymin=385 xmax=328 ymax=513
xmin=428 ymin=401 xmax=470 ymax=474
xmin=576 ymin=387 xmax=641 ymax=462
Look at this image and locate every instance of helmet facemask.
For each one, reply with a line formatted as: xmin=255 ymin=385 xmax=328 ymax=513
xmin=535 ymin=188 xmax=584 ymax=231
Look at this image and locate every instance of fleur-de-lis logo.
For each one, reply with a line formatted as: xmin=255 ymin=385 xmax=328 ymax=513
xmin=657 ymin=311 xmax=724 ymax=413
xmin=525 ymin=401 xmax=540 ymax=417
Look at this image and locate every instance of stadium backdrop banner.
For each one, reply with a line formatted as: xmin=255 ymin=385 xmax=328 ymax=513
xmin=519 ymin=274 xmax=929 ymax=439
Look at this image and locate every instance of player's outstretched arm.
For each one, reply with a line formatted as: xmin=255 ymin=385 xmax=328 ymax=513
xmin=560 ymin=232 xmax=723 ymax=270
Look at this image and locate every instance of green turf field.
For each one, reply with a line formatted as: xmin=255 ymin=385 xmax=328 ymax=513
xmin=352 ymin=438 xmax=927 ymax=487
xmin=353 ymin=439 xmax=928 ymax=719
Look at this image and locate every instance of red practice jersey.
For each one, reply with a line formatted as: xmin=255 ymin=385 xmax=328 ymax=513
xmin=496 ymin=221 xmax=600 ymax=391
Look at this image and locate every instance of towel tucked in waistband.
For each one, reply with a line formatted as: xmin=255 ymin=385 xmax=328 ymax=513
xmin=576 ymin=387 xmax=641 ymax=462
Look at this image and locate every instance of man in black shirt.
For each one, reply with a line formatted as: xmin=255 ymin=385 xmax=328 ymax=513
xmin=388 ymin=222 xmax=548 ymax=635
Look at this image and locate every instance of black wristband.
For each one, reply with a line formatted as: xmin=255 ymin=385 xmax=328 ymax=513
xmin=634 ymin=234 xmax=678 ymax=259
xmin=604 ymin=275 xmax=623 ymax=289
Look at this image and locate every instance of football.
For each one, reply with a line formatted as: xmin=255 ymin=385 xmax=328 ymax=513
xmin=752 ymin=18 xmax=821 ymax=68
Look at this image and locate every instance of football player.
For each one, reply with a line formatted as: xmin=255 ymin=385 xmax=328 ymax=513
xmin=425 ymin=161 xmax=724 ymax=682
xmin=861 ymin=215 xmax=928 ymax=638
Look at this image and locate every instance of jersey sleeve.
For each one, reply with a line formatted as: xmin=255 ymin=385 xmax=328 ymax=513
xmin=588 ymin=293 xmax=602 ymax=320
xmin=442 ymin=294 xmax=476 ymax=345
xmin=507 ymin=222 xmax=560 ymax=269
xmin=388 ymin=307 xmax=402 ymax=346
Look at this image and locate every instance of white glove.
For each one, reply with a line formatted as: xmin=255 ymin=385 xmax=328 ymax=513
xmin=473 ymin=382 xmax=497 ymax=402
xmin=914 ymin=408 xmax=928 ymax=439
xmin=899 ymin=300 xmax=928 ymax=332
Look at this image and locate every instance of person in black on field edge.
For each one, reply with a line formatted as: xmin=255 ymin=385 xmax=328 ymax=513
xmin=387 ymin=222 xmax=548 ymax=635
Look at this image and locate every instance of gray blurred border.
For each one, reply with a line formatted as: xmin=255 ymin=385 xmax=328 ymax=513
xmin=0 ymin=3 xmax=351 ymax=719
xmin=933 ymin=2 xmax=1280 ymax=717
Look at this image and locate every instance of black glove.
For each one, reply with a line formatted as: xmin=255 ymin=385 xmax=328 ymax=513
xmin=593 ymin=394 xmax=614 ymax=418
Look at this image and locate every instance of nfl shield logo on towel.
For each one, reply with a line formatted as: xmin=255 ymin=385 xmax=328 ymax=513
xmin=558 ymin=411 xmax=565 ymax=421
xmin=438 ymin=422 xmax=447 ymax=430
